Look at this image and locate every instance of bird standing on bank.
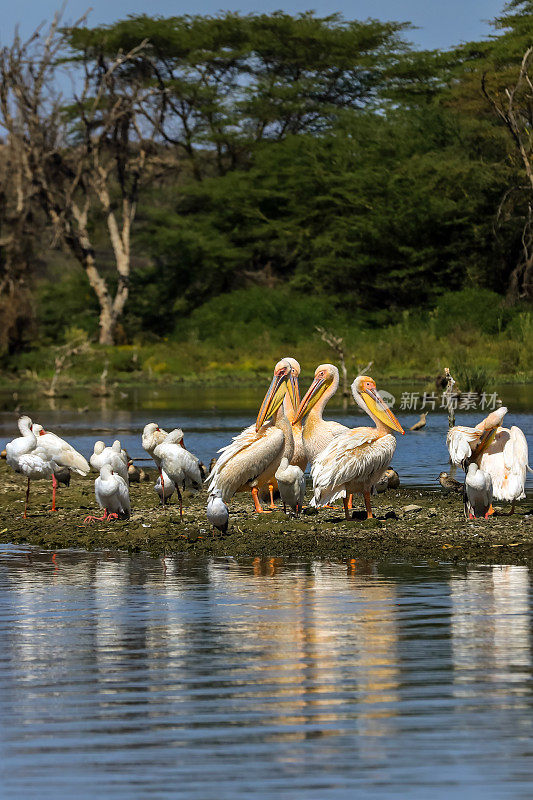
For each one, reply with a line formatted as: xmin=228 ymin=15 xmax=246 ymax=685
xmin=207 ymin=488 xmax=229 ymax=534
xmin=90 ymin=440 xmax=128 ymax=483
xmin=447 ymin=406 xmax=528 ymax=513
xmin=464 ymin=463 xmax=493 ymax=519
xmin=206 ymin=359 xmax=296 ymax=513
xmin=154 ymin=470 xmax=176 ymax=505
xmin=85 ymin=464 xmax=130 ymax=523
xmin=306 ymin=376 xmax=404 ymax=519
xmin=153 ymin=429 xmax=202 ymax=519
xmin=30 ymin=421 xmax=90 ymax=511
xmin=274 ymin=456 xmax=306 ymax=515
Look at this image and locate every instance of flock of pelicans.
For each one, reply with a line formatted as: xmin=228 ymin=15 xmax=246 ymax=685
xmin=3 ymin=358 xmax=531 ymax=531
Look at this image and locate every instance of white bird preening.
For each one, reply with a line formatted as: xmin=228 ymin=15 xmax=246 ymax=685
xmin=274 ymin=456 xmax=305 ymax=516
xmin=464 ymin=463 xmax=493 ymax=520
xmin=7 ymin=416 xmax=89 ymax=516
xmin=206 ymin=359 xmax=296 ymax=513
xmin=90 ymin=440 xmax=128 ymax=483
xmin=207 ymin=488 xmax=229 ymax=534
xmin=306 ymin=376 xmax=405 ymax=519
xmin=85 ymin=463 xmax=131 ymax=523
xmin=153 ymin=429 xmax=202 ymax=519
xmin=142 ymin=422 xmax=169 ymax=498
xmin=16 ymin=447 xmax=58 ymax=519
xmin=447 ymin=406 xmax=529 ymax=513
xmin=154 ymin=470 xmax=176 ymax=505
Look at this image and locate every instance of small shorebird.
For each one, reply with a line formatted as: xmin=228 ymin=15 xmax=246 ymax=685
xmin=409 ymin=413 xmax=427 ymax=431
xmin=438 ymin=472 xmax=463 ymax=494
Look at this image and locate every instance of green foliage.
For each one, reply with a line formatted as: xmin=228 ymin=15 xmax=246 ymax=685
xmin=179 ymin=286 xmax=345 ymax=347
xmin=36 ymin=271 xmax=100 ymax=343
xmin=433 ymin=288 xmax=511 ymax=336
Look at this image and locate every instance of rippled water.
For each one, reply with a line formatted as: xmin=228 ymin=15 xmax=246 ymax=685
xmin=0 ymin=383 xmax=532 ymax=487
xmin=1 ymin=548 xmax=533 ymax=798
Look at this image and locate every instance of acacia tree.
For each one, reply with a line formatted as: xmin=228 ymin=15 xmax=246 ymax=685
xmin=482 ymin=48 xmax=533 ymax=301
xmin=0 ymin=13 xmax=164 ymax=344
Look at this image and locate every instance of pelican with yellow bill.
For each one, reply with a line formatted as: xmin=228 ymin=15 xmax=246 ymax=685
xmin=309 ymin=375 xmax=405 ymax=519
xmin=206 ymin=359 xmax=295 ymax=513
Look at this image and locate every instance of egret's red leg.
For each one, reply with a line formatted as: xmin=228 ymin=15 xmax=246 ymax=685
xmin=84 ymin=508 xmax=109 ymax=524
xmin=50 ymin=473 xmax=57 ymax=512
xmin=252 ymin=487 xmax=271 ymax=513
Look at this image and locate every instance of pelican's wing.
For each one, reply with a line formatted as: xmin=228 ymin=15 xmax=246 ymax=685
xmin=508 ymin=426 xmax=529 ymax=472
xmin=446 ymin=426 xmax=482 ymax=466
xmin=311 ymin=429 xmax=394 ymax=507
xmin=207 ymin=425 xmax=284 ymax=500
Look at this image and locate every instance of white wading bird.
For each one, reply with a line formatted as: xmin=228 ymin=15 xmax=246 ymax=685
xmin=142 ymin=423 xmax=169 ymax=496
xmin=16 ymin=447 xmax=58 ymax=519
xmin=306 ymin=376 xmax=405 ymax=519
xmin=464 ymin=463 xmax=493 ymax=520
xmin=6 ymin=415 xmax=37 ymax=472
xmin=30 ymin=421 xmax=90 ymax=511
xmin=153 ymin=429 xmax=202 ymax=519
xmin=90 ymin=440 xmax=128 ymax=483
xmin=155 ymin=470 xmax=176 ymax=505
xmin=206 ymin=359 xmax=296 ymax=513
xmin=447 ymin=406 xmax=529 ymax=514
xmin=274 ymin=457 xmax=306 ymax=516
xmin=85 ymin=464 xmax=130 ymax=523
xmin=207 ymin=488 xmax=229 ymax=534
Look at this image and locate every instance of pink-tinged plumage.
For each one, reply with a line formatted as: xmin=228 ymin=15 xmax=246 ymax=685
xmin=206 ymin=360 xmax=294 ymax=510
xmin=306 ymin=375 xmax=404 ymax=519
xmin=293 ymin=364 xmax=349 ymax=466
xmin=447 ymin=407 xmax=528 ymax=508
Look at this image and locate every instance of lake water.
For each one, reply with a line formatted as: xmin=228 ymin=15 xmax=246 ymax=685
xmin=1 ymin=548 xmax=533 ymax=799
xmin=0 ymin=382 xmax=532 ymax=488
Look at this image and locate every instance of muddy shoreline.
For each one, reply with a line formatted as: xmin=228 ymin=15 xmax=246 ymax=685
xmin=0 ymin=462 xmax=531 ymax=565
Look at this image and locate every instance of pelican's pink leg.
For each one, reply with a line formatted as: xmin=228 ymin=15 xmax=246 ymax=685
xmin=363 ymin=491 xmax=373 ymax=519
xmin=348 ymin=494 xmax=353 ymax=510
xmin=268 ymin=483 xmax=277 ymax=509
xmin=343 ymin=497 xmax=351 ymax=520
xmin=252 ymin=487 xmax=271 ymax=514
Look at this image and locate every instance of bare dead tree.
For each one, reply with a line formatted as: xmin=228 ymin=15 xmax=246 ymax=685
xmin=44 ymin=332 xmax=92 ymax=397
xmin=0 ymin=12 xmax=164 ymax=345
xmin=482 ymin=48 xmax=533 ymax=301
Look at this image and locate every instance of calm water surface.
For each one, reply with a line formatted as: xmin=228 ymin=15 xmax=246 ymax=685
xmin=1 ymin=548 xmax=533 ymax=798
xmin=0 ymin=382 xmax=532 ymax=487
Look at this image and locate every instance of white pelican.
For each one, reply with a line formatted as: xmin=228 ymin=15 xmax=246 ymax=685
xmin=206 ymin=359 xmax=296 ymax=513
xmin=153 ymin=429 xmax=202 ymax=519
xmin=447 ymin=407 xmax=529 ymax=513
xmin=308 ymin=376 xmax=404 ymax=519
xmin=31 ymin=422 xmax=90 ymax=510
xmin=85 ymin=464 xmax=130 ymax=522
xmin=90 ymin=440 xmax=128 ymax=483
xmin=464 ymin=464 xmax=493 ymax=520
xmin=292 ymin=364 xmax=349 ymax=465
xmin=274 ymin=457 xmax=305 ymax=516
xmin=155 ymin=470 xmax=176 ymax=505
xmin=263 ymin=356 xmax=303 ymax=508
xmin=207 ymin=488 xmax=229 ymax=534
